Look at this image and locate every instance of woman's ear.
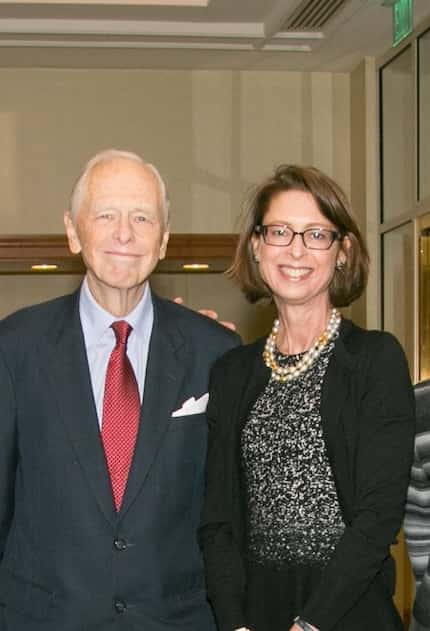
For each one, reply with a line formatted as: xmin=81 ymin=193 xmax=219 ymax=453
xmin=251 ymin=233 xmax=261 ymax=263
xmin=337 ymin=234 xmax=351 ymax=267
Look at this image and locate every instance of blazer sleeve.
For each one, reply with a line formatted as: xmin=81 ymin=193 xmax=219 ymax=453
xmin=199 ymin=358 xmax=247 ymax=631
xmin=301 ymin=333 xmax=415 ymax=630
xmin=0 ymin=348 xmax=18 ymax=562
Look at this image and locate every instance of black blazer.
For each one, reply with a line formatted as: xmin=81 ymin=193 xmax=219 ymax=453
xmin=200 ymin=319 xmax=415 ymax=631
xmin=0 ymin=288 xmax=240 ymax=631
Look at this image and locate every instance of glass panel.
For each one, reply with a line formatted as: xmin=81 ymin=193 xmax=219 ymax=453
xmin=380 ymin=47 xmax=414 ymax=222
xmin=419 ymin=29 xmax=430 ymax=200
xmin=383 ymin=223 xmax=415 ymax=627
xmin=382 ymin=223 xmax=414 ymax=369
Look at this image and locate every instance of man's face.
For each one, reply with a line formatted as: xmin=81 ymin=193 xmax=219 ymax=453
xmin=64 ymin=158 xmax=169 ymax=302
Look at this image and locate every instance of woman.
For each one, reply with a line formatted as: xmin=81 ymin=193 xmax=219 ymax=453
xmin=199 ymin=165 xmax=415 ymax=631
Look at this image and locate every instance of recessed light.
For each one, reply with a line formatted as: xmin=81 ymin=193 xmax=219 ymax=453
xmin=31 ymin=264 xmax=58 ymax=271
xmin=182 ymin=263 xmax=210 ymax=271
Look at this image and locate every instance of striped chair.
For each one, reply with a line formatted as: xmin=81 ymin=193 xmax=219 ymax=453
xmin=405 ymin=379 xmax=430 ymax=630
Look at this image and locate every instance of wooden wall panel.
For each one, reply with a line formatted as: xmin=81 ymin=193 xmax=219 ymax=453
xmin=0 ymin=234 xmax=238 ymax=274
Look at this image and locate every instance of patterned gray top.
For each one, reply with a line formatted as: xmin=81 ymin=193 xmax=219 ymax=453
xmin=241 ymin=338 xmax=345 ymax=567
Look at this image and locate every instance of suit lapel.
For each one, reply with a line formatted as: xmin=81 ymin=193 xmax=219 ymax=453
xmin=119 ymin=295 xmax=189 ymax=517
xmin=45 ymin=291 xmax=117 ymax=525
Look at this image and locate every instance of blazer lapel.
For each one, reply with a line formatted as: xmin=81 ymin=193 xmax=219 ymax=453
xmin=45 ymin=291 xmax=117 ymax=525
xmin=119 ymin=295 xmax=189 ymax=517
xmin=321 ymin=319 xmax=357 ymax=519
xmin=321 ymin=349 xmax=350 ymax=457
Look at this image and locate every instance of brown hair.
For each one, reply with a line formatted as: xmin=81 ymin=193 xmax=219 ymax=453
xmin=228 ymin=164 xmax=369 ymax=307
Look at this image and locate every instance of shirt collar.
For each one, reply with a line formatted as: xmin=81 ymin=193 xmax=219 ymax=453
xmin=79 ymin=276 xmax=153 ymax=348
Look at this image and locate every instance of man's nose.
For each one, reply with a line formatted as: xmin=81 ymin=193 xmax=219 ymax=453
xmin=114 ymin=215 xmax=133 ymax=242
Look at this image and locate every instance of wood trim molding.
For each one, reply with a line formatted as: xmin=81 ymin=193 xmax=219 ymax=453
xmin=0 ymin=233 xmax=238 ymax=274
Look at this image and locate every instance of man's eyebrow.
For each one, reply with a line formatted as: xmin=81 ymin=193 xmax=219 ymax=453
xmin=92 ymin=204 xmax=154 ymax=213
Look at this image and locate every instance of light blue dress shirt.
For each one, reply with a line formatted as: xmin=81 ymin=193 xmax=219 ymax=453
xmin=79 ymin=277 xmax=154 ymax=428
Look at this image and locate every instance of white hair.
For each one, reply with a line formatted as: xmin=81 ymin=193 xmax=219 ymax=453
xmin=69 ymin=148 xmax=170 ymax=225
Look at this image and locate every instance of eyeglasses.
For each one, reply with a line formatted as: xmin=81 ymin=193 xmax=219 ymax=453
xmin=255 ymin=224 xmax=341 ymax=250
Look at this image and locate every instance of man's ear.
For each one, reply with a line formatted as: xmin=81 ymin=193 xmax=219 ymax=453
xmin=158 ymin=229 xmax=170 ymax=261
xmin=64 ymin=211 xmax=82 ymax=255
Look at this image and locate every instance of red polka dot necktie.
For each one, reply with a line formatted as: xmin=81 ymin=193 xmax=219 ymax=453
xmin=102 ymin=320 xmax=140 ymax=512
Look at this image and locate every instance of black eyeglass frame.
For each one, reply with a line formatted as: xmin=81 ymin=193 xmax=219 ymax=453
xmin=254 ymin=224 xmax=342 ymax=250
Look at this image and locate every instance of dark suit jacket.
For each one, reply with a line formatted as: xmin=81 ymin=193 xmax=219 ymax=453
xmin=200 ymin=319 xmax=415 ymax=631
xmin=0 ymin=288 xmax=240 ymax=631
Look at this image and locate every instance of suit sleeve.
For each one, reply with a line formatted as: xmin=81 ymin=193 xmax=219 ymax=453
xmin=301 ymin=334 xmax=415 ymax=630
xmin=199 ymin=359 xmax=247 ymax=631
xmin=0 ymin=348 xmax=18 ymax=562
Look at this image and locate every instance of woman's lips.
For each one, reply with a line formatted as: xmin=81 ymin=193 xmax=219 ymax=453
xmin=278 ymin=265 xmax=312 ymax=280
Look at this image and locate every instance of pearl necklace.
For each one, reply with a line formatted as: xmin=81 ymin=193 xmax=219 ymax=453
xmin=263 ymin=308 xmax=342 ymax=383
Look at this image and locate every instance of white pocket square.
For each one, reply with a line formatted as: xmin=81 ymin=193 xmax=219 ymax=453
xmin=171 ymin=393 xmax=209 ymax=418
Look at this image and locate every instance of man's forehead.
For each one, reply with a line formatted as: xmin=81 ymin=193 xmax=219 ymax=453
xmin=87 ymin=158 xmax=160 ymax=198
xmin=91 ymin=157 xmax=154 ymax=182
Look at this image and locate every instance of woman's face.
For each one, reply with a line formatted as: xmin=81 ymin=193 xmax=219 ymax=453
xmin=252 ymin=189 xmax=346 ymax=311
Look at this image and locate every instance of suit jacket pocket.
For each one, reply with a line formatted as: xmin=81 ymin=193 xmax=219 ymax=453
xmin=0 ymin=567 xmax=54 ymax=620
xmin=169 ymin=412 xmax=206 ymax=430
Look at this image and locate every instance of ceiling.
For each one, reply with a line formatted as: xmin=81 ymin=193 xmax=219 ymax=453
xmin=0 ymin=0 xmax=429 ymax=70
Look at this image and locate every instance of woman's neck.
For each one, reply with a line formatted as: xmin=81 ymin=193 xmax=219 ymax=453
xmin=275 ymin=302 xmax=333 ymax=355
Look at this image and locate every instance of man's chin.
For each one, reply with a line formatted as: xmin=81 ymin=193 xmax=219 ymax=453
xmin=88 ymin=273 xmax=148 ymax=294
xmin=105 ymin=279 xmax=147 ymax=292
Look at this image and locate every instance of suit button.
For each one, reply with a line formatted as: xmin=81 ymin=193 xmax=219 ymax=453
xmin=114 ymin=600 xmax=126 ymax=614
xmin=113 ymin=538 xmax=127 ymax=551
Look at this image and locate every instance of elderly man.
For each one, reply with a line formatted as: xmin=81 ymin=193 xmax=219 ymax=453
xmin=0 ymin=149 xmax=240 ymax=631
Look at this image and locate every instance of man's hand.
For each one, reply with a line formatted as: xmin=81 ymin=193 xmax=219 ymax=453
xmin=173 ymin=297 xmax=236 ymax=331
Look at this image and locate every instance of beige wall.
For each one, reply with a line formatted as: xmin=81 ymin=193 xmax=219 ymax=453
xmin=0 ymin=67 xmax=352 ymax=336
xmin=0 ymin=275 xmax=81 ymax=317
xmin=151 ymin=273 xmax=276 ymax=343
xmin=349 ymin=58 xmax=378 ymax=329
xmin=0 ymin=68 xmax=350 ymax=233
